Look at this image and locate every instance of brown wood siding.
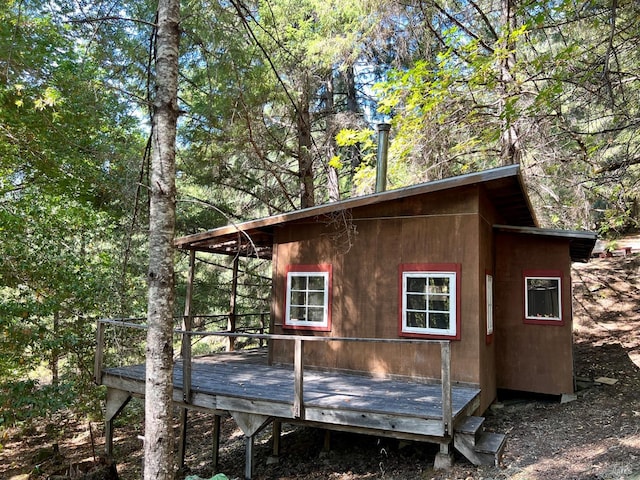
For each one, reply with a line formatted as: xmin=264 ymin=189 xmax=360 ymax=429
xmin=477 ymin=190 xmax=500 ymax=411
xmin=494 ymin=232 xmax=574 ymax=395
xmin=269 ymin=187 xmax=484 ymax=388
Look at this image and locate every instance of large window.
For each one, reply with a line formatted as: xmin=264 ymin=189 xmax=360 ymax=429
xmin=284 ymin=265 xmax=332 ymax=331
xmin=524 ymin=270 xmax=563 ymax=324
xmin=399 ymin=264 xmax=460 ymax=339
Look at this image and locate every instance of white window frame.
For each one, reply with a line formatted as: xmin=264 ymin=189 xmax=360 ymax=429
xmin=285 ymin=270 xmax=330 ymax=329
xmin=401 ymin=271 xmax=457 ymax=337
xmin=486 ymin=274 xmax=494 ymax=335
xmin=524 ymin=275 xmax=562 ymax=322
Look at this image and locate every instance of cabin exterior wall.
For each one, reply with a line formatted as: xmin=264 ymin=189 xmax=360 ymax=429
xmin=494 ymin=231 xmax=574 ymax=395
xmin=269 ymin=186 xmax=489 ymax=395
xmin=476 ymin=189 xmax=502 ymax=411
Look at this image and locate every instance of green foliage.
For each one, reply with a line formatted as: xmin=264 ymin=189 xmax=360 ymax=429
xmin=0 ymin=380 xmax=74 ymax=427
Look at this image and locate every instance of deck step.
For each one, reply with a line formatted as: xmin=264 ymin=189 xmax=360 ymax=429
xmin=453 ymin=416 xmax=506 ymax=467
xmin=475 ymin=432 xmax=507 ymax=456
xmin=456 ymin=416 xmax=484 ymax=436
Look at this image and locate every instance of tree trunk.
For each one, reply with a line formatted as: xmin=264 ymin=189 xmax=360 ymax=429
xmin=499 ymin=0 xmax=522 ymax=165
xmin=144 ymin=0 xmax=180 ymax=478
xmin=298 ymin=73 xmax=315 ymax=208
xmin=325 ymin=72 xmax=340 ymax=202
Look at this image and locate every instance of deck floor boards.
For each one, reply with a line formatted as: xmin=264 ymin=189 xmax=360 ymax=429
xmin=103 ymin=349 xmax=480 ymax=423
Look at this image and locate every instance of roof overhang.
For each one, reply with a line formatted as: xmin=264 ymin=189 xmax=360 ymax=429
xmin=175 ymin=164 xmax=537 ymax=258
xmin=494 ymin=225 xmax=598 ymax=262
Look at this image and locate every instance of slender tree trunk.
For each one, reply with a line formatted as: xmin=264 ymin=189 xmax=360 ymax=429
xmin=144 ymin=0 xmax=180 ymax=478
xmin=343 ymin=65 xmax=362 ymax=186
xmin=499 ymin=0 xmax=521 ymax=165
xmin=298 ymin=73 xmax=315 ymax=208
xmin=325 ymin=72 xmax=340 ymax=202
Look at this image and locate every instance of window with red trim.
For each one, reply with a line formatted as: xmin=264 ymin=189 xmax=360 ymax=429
xmin=399 ymin=264 xmax=461 ymax=339
xmin=284 ymin=265 xmax=332 ymax=331
xmin=524 ymin=270 xmax=563 ymax=324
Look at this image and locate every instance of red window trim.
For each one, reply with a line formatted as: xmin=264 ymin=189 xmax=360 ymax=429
xmin=283 ymin=264 xmax=332 ymax=332
xmin=398 ymin=263 xmax=462 ymax=340
xmin=523 ymin=269 xmax=565 ymax=326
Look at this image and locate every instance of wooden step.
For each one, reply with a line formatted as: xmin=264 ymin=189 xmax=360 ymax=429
xmin=476 ymin=432 xmax=507 ymax=460
xmin=453 ymin=417 xmax=507 ymax=467
xmin=456 ymin=416 xmax=485 ymax=437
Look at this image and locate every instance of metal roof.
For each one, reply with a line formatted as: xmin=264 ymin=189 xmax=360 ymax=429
xmin=175 ymin=164 xmax=540 ymax=258
xmin=493 ymin=225 xmax=597 ymax=262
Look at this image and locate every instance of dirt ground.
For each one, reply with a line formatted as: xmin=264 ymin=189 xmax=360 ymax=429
xmin=2 ymin=255 xmax=640 ymax=480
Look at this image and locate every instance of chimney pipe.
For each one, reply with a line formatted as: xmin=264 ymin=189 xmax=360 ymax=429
xmin=375 ymin=123 xmax=391 ymax=193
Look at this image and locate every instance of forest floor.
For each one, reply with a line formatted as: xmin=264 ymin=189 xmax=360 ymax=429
xmin=2 ymin=255 xmax=640 ymax=480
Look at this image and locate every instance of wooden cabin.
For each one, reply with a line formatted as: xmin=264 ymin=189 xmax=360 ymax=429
xmin=176 ymin=164 xmax=596 ymax=409
xmin=97 ymin=164 xmax=596 ymax=477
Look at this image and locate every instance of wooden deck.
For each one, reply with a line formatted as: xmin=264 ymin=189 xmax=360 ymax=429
xmin=101 ymin=349 xmax=480 ymax=441
xmin=95 ymin=321 xmax=486 ymax=478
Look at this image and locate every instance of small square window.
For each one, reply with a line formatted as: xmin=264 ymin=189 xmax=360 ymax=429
xmin=284 ymin=265 xmax=332 ymax=331
xmin=524 ymin=271 xmax=563 ymax=324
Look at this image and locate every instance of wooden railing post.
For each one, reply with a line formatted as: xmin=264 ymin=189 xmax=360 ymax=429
xmin=182 ymin=249 xmax=196 ymax=403
xmin=440 ymin=341 xmax=452 ymax=436
xmin=259 ymin=313 xmax=266 ymax=347
xmin=293 ymin=338 xmax=304 ymax=418
xmin=94 ymin=320 xmax=105 ymax=384
xmin=227 ymin=256 xmax=239 ymax=352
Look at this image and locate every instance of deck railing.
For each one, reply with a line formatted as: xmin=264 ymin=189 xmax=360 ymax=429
xmin=95 ymin=319 xmax=453 ymax=437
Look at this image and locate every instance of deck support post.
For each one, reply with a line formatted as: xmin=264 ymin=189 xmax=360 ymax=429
xmin=104 ymin=388 xmax=131 ymax=457
xmin=323 ymin=429 xmax=331 ymax=452
xmin=434 ymin=442 xmax=454 ymax=470
xmin=212 ymin=414 xmax=221 ymax=471
xmin=271 ymin=420 xmax=281 ymax=458
xmin=440 ymin=341 xmax=452 ymax=436
xmin=229 ymin=411 xmax=272 ymax=480
xmin=244 ymin=434 xmax=254 ymax=480
xmin=178 ymin=409 xmax=188 ymax=469
xmin=293 ymin=338 xmax=304 ymax=418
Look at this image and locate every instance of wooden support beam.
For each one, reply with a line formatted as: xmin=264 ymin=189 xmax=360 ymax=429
xmin=104 ymin=389 xmax=131 ymax=457
xmin=212 ymin=414 xmax=221 ymax=472
xmin=440 ymin=342 xmax=452 ymax=437
xmin=178 ymin=409 xmax=188 ymax=469
xmin=244 ymin=435 xmax=254 ymax=480
xmin=271 ymin=420 xmax=281 ymax=457
xmin=293 ymin=338 xmax=304 ymax=418
xmin=230 ymin=411 xmax=272 ymax=437
xmin=182 ymin=249 xmax=195 ymax=403
xmin=228 ymin=256 xmax=239 ymax=352
xmin=94 ymin=321 xmax=106 ymax=384
xmin=228 ymin=411 xmax=272 ymax=480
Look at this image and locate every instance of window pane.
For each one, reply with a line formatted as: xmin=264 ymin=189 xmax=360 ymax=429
xmin=429 ymin=312 xmax=450 ymax=330
xmin=308 ymin=292 xmax=325 ymax=306
xmin=407 ymin=311 xmax=426 ymax=328
xmin=291 ymin=276 xmax=306 ymax=290
xmin=406 ymin=277 xmax=426 ymax=293
xmin=307 ymin=307 xmax=325 ymax=322
xmin=428 ymin=277 xmax=449 ymax=294
xmin=527 ymin=278 xmax=560 ymax=318
xmin=289 ymin=307 xmax=306 ymax=321
xmin=406 ymin=293 xmax=426 ymax=311
xmin=308 ymin=275 xmax=325 ymax=290
xmin=428 ymin=295 xmax=450 ymax=312
xmin=290 ymin=291 xmax=306 ymax=306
